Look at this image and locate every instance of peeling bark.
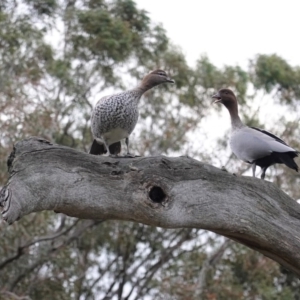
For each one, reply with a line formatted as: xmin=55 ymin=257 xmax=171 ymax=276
xmin=1 ymin=137 xmax=300 ymax=276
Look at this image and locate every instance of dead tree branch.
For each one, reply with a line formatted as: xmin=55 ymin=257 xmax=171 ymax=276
xmin=1 ymin=137 xmax=300 ymax=276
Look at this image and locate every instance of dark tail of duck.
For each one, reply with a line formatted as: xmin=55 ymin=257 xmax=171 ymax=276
xmin=277 ymin=151 xmax=299 ymax=172
xmin=89 ymin=140 xmax=121 ymax=155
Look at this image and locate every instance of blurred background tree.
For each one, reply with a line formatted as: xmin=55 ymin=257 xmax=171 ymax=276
xmin=0 ymin=0 xmax=299 ymax=299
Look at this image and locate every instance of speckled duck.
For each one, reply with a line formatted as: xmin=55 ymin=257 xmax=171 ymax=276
xmin=90 ymin=70 xmax=174 ymax=156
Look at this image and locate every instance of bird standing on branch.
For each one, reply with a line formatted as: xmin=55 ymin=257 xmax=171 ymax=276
xmin=90 ymin=70 xmax=175 ymax=156
xmin=212 ymin=88 xmax=299 ymax=179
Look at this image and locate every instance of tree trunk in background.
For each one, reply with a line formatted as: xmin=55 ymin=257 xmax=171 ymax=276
xmin=1 ymin=137 xmax=300 ymax=277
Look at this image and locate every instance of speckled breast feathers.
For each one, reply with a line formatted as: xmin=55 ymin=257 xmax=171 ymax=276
xmin=91 ymin=90 xmax=141 ymax=145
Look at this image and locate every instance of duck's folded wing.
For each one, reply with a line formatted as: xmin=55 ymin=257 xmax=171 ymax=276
xmin=249 ymin=127 xmax=297 ymax=153
xmin=241 ymin=127 xmax=297 ymax=152
xmin=251 ymin=127 xmax=288 ymax=145
xmin=231 ymin=127 xmax=297 ymax=163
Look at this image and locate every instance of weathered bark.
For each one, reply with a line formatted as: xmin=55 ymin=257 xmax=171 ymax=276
xmin=1 ymin=137 xmax=300 ymax=276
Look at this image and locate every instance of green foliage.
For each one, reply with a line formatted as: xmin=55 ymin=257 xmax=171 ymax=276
xmin=25 ymin=0 xmax=58 ymax=16
xmin=253 ymin=54 xmax=295 ymax=92
xmin=253 ymin=54 xmax=300 ymax=103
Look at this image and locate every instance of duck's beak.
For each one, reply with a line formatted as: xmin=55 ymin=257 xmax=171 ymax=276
xmin=212 ymin=92 xmax=222 ymax=103
xmin=166 ymin=77 xmax=175 ymax=83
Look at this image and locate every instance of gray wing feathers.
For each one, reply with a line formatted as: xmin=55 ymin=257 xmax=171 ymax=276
xmin=231 ymin=127 xmax=296 ymax=163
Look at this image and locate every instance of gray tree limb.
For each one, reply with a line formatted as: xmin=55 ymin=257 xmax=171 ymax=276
xmin=1 ymin=137 xmax=300 ymax=276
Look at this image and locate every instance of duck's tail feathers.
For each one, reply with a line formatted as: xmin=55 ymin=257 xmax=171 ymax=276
xmin=89 ymin=140 xmax=106 ymax=155
xmin=277 ymin=152 xmax=298 ymax=172
xmin=89 ymin=140 xmax=121 ymax=155
xmin=109 ymin=141 xmax=121 ymax=155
